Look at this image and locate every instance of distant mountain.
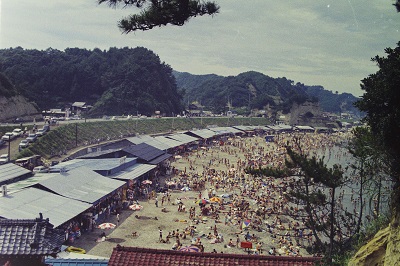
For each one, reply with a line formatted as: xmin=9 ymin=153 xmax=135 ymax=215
xmin=173 ymin=71 xmax=361 ymax=115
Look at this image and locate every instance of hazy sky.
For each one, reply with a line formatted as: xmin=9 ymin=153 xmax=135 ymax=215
xmin=1 ymin=0 xmax=399 ymax=96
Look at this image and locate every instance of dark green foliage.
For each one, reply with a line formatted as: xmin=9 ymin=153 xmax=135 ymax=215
xmin=99 ymin=0 xmax=220 ymax=32
xmin=0 ymin=72 xmax=18 ymax=98
xmin=395 ymin=0 xmax=400 ymax=12
xmin=0 ymin=47 xmax=184 ymax=116
xmin=355 ymin=42 xmax=400 ymax=182
xmin=245 ymin=166 xmax=288 ymax=178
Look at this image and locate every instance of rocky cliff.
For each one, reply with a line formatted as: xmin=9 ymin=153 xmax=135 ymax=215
xmin=349 ymin=221 xmax=400 ymax=266
xmin=0 ymin=95 xmax=40 ymax=122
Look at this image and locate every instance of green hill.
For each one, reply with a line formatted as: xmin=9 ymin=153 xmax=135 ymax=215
xmin=174 ymin=71 xmax=361 ymax=115
xmin=0 ymin=47 xmax=184 ymax=117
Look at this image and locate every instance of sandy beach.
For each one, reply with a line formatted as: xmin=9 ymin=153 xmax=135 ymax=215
xmin=70 ymin=133 xmax=348 ymax=258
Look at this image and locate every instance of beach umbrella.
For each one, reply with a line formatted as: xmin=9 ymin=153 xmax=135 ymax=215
xmin=129 ymin=204 xmax=143 ymax=211
xmin=181 ymin=186 xmax=191 ymax=191
xmin=209 ymin=196 xmax=222 ymax=203
xmin=179 ymin=245 xmax=201 ymax=252
xmin=195 ymin=199 xmax=209 ymax=205
xmin=142 ymin=180 xmax=152 ymax=185
xmin=219 ymin=193 xmax=231 ymax=198
xmin=174 ymin=155 xmax=182 ymax=159
xmin=98 ymin=222 xmax=116 ymax=230
xmin=241 ymin=219 xmax=251 ymax=230
xmin=166 ymin=181 xmax=176 ymax=186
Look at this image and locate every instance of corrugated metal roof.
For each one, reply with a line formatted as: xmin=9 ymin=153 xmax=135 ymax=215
xmin=210 ymin=126 xmax=243 ymax=134
xmin=6 ymin=173 xmax=57 ymax=194
xmin=0 ymin=187 xmax=91 ymax=228
xmin=77 ymin=148 xmax=122 ymax=159
xmin=233 ymin=125 xmax=254 ymax=131
xmin=294 ymin=125 xmax=315 ymax=130
xmin=148 ymin=153 xmax=172 ymax=165
xmin=36 ymin=167 xmax=125 ymax=204
xmin=141 ymin=138 xmax=170 ymax=151
xmin=0 ymin=163 xmax=32 ymax=184
xmin=45 ymin=259 xmax=109 ymax=266
xmin=49 ymin=158 xmax=136 ymax=172
xmin=165 ymin=133 xmax=198 ymax=144
xmin=111 ymin=163 xmax=156 ymax=181
xmin=122 ymin=143 xmax=165 ymax=162
xmin=153 ymin=136 xmax=183 ymax=149
xmin=187 ymin=129 xmax=216 ymax=139
xmin=125 ymin=135 xmax=154 ymax=145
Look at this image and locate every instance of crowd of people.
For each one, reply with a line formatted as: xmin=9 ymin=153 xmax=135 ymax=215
xmin=152 ymin=131 xmax=363 ymax=255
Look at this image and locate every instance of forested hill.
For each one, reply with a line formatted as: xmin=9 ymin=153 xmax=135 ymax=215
xmin=174 ymin=71 xmax=360 ymax=115
xmin=0 ymin=47 xmax=184 ymax=116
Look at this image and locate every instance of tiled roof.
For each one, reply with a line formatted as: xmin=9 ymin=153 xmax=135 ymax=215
xmin=108 ymin=246 xmax=322 ymax=266
xmin=0 ymin=216 xmax=64 ymax=258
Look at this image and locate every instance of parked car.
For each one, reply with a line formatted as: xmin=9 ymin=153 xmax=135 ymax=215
xmin=42 ymin=125 xmax=50 ymax=132
xmin=26 ymin=133 xmax=38 ymax=143
xmin=0 ymin=154 xmax=9 ymax=165
xmin=12 ymin=128 xmax=23 ymax=138
xmin=19 ymin=139 xmax=30 ymax=149
xmin=1 ymin=132 xmax=15 ymax=141
xmin=33 ymin=166 xmax=48 ymax=173
xmin=0 ymin=139 xmax=5 ymax=146
xmin=35 ymin=129 xmax=47 ymax=137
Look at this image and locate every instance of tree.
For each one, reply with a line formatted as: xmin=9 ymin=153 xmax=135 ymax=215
xmin=347 ymin=127 xmax=390 ymax=220
xmin=246 ymin=136 xmax=359 ymax=264
xmin=395 ymin=0 xmax=400 ymax=12
xmin=354 ymin=42 xmax=400 ymax=216
xmin=98 ymin=0 xmax=220 ymax=33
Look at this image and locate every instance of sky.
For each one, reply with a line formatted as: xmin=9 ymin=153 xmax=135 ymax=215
xmin=0 ymin=0 xmax=399 ymax=97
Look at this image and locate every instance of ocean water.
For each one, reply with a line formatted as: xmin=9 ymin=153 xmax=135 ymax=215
xmin=317 ymin=145 xmax=391 ymax=221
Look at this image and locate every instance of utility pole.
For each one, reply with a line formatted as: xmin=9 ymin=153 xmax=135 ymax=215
xmin=7 ymin=139 xmax=11 ymax=163
xmin=75 ymin=123 xmax=78 ymax=147
xmin=136 ymin=99 xmax=139 ymax=128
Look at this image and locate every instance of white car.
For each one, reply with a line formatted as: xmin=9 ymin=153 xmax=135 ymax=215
xmin=26 ymin=134 xmax=38 ymax=143
xmin=1 ymin=132 xmax=15 ymax=141
xmin=35 ymin=129 xmax=47 ymax=137
xmin=12 ymin=128 xmax=23 ymax=137
xmin=0 ymin=154 xmax=9 ymax=165
xmin=33 ymin=166 xmax=48 ymax=173
xmin=19 ymin=139 xmax=30 ymax=149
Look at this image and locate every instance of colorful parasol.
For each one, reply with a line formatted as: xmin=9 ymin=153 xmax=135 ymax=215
xmin=142 ymin=180 xmax=152 ymax=185
xmin=209 ymin=196 xmax=222 ymax=203
xmin=241 ymin=219 xmax=251 ymax=230
xmin=129 ymin=204 xmax=143 ymax=211
xmin=179 ymin=245 xmax=201 ymax=252
xmin=98 ymin=222 xmax=116 ymax=230
xmin=195 ymin=199 xmax=209 ymax=205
